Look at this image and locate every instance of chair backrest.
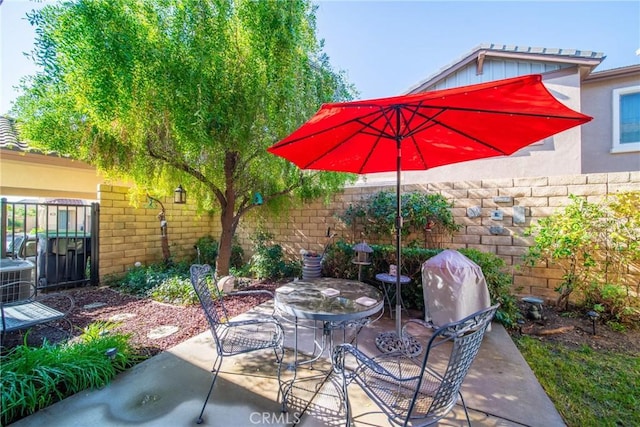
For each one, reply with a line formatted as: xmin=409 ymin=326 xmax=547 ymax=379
xmin=410 ymin=304 xmax=499 ymax=422
xmin=189 ymin=264 xmax=229 ymax=333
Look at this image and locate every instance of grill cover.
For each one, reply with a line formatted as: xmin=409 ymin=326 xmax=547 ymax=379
xmin=422 ymin=250 xmax=491 ymax=327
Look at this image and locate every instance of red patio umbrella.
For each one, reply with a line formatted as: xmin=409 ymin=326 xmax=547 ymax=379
xmin=268 ymin=74 xmax=591 ymax=352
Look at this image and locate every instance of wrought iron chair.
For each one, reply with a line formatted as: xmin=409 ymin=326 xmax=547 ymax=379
xmin=332 ymin=304 xmax=499 ymax=427
xmin=1 ymin=281 xmax=74 ymax=344
xmin=189 ymin=264 xmax=285 ymax=424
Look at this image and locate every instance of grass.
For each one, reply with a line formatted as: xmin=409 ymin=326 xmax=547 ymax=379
xmin=514 ymin=336 xmax=639 ymax=427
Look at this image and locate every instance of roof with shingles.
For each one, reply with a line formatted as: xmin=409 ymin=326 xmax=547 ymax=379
xmin=0 ymin=116 xmax=29 ymax=151
xmin=406 ymin=43 xmax=606 ymax=94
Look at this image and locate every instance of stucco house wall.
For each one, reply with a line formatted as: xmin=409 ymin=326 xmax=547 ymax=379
xmin=581 ymin=66 xmax=640 ymax=173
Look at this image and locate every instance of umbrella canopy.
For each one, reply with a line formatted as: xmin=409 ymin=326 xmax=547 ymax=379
xmin=268 ymin=74 xmax=592 ymax=345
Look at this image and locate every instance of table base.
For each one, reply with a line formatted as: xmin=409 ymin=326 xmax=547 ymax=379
xmin=375 ymin=331 xmax=423 ymax=357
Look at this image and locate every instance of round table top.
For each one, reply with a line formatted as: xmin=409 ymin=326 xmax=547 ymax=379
xmin=274 ymin=277 xmax=383 ymax=322
xmin=375 ymin=273 xmax=411 ymax=284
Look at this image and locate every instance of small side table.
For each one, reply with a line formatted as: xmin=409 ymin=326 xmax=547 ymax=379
xmin=375 ymin=273 xmax=410 ymax=319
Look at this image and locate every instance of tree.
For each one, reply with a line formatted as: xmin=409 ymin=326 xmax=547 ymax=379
xmin=12 ymin=0 xmax=356 ymax=275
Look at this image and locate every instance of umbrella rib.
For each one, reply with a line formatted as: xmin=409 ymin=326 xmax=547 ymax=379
xmin=299 ymin=107 xmax=394 ymax=170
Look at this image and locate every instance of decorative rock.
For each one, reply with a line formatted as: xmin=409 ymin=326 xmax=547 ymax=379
xmin=147 ymin=325 xmax=179 ymax=339
xmin=109 ymin=313 xmax=136 ymax=321
xmin=83 ymin=302 xmax=107 ymax=310
xmin=218 ymin=275 xmax=236 ymax=293
xmin=513 ymin=205 xmax=526 ymax=224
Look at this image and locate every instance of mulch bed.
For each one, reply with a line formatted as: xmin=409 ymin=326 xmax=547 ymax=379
xmin=1 ymin=283 xmax=277 ymax=357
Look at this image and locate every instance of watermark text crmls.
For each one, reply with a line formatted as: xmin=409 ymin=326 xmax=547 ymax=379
xmin=249 ymin=411 xmax=302 ymax=424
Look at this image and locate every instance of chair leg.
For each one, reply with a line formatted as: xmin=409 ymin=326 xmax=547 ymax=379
xmin=275 ymin=346 xmax=285 ymax=410
xmin=341 ymin=376 xmax=351 ymax=427
xmin=458 ymin=391 xmax=472 ymax=426
xmin=197 ymin=355 xmax=223 ymax=424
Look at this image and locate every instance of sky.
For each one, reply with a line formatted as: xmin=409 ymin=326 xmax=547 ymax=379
xmin=1 ymin=0 xmax=639 ymax=114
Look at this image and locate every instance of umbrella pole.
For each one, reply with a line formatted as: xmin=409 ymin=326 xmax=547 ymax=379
xmin=395 ymin=139 xmax=402 ymax=339
xmin=374 ymin=131 xmax=422 ymax=357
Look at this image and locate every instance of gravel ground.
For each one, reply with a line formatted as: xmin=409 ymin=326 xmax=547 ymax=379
xmin=1 ymin=283 xmax=277 ymax=357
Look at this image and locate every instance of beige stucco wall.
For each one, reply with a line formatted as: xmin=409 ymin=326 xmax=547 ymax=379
xmin=581 ymin=72 xmax=640 ymax=173
xmin=0 ymin=150 xmax=104 ymax=200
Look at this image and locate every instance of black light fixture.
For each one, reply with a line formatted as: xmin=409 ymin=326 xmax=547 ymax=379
xmin=586 ymin=310 xmax=599 ymax=335
xmin=174 ymin=185 xmax=187 ymax=204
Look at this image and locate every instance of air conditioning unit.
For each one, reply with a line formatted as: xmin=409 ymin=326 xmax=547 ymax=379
xmin=0 ymin=259 xmax=35 ymax=303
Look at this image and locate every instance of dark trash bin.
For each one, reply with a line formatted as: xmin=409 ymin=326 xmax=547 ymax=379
xmin=37 ymin=233 xmax=91 ymax=287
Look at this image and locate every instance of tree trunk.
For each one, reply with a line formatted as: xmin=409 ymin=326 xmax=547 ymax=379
xmin=216 ymin=151 xmax=239 ymax=276
xmin=217 ymin=215 xmax=237 ymax=276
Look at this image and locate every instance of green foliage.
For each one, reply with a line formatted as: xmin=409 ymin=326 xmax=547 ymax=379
xmin=230 ymin=243 xmax=245 ymax=269
xmin=523 ymin=192 xmax=640 ymax=322
xmin=13 ymin=0 xmax=356 ymax=277
xmin=195 ymin=235 xmax=219 ymax=266
xmin=1 ymin=324 xmax=136 ymax=425
xmin=109 ymin=261 xmax=191 ymax=301
xmin=248 ymin=230 xmax=299 ymax=280
xmin=149 ymin=276 xmax=198 ymax=305
xmin=515 ymin=336 xmax=640 ymax=426
xmin=322 ymin=241 xmax=520 ymax=327
xmin=338 ymin=191 xmax=460 ymax=246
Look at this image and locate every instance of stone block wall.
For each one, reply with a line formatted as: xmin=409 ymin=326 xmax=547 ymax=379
xmin=97 ymin=184 xmax=216 ymax=277
xmin=97 ymin=172 xmax=639 ymax=302
xmin=235 ymin=172 xmax=639 ymax=301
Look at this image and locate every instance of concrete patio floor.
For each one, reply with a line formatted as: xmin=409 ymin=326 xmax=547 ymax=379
xmin=11 ymin=306 xmax=566 ymax=427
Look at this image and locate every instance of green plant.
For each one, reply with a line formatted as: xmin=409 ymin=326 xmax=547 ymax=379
xmin=195 ymin=235 xmax=219 ymax=266
xmin=523 ymin=192 xmax=640 ymax=322
xmin=230 ymin=242 xmax=245 ymax=269
xmin=248 ymin=230 xmax=298 ymax=280
xmin=109 ymin=261 xmax=191 ymax=298
xmin=337 ymin=190 xmax=460 ymax=248
xmin=150 ymin=276 xmax=198 ymax=305
xmin=1 ymin=323 xmax=136 ymax=425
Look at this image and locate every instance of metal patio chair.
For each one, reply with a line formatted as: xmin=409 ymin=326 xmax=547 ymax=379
xmin=189 ymin=264 xmax=285 ymax=424
xmin=1 ymin=280 xmax=74 ymax=345
xmin=332 ymin=304 xmax=499 ymax=427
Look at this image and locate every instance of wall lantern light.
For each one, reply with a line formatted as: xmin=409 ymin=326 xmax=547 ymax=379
xmin=174 ymin=185 xmax=187 ymax=204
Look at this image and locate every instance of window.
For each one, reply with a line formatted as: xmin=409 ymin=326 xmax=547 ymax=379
xmin=612 ymin=86 xmax=640 ymax=153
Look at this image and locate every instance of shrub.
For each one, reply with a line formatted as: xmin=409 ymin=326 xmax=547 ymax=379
xmin=150 ymin=276 xmax=198 ymax=305
xmin=110 ymin=261 xmax=191 ymax=301
xmin=1 ymin=323 xmax=136 ymax=425
xmin=337 ymin=190 xmax=460 ymax=247
xmin=523 ymin=192 xmax=640 ymax=323
xmin=248 ymin=230 xmax=299 ymax=280
xmin=195 ymin=235 xmax=219 ymax=265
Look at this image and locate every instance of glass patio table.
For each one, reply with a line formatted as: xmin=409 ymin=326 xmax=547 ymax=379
xmin=274 ymin=277 xmax=383 ymax=415
xmin=274 ymin=277 xmax=383 ymax=368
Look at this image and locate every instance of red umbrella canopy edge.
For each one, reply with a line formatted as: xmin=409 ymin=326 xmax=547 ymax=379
xmin=267 ymin=74 xmax=593 ymax=174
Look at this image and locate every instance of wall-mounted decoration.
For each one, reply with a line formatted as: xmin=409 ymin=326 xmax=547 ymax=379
xmin=491 ymin=209 xmax=504 ymax=221
xmin=493 ymin=196 xmax=513 ymax=203
xmin=490 ymin=226 xmax=505 ymax=235
xmin=467 ymin=206 xmax=481 ymax=218
xmin=513 ymin=206 xmax=526 ymax=224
